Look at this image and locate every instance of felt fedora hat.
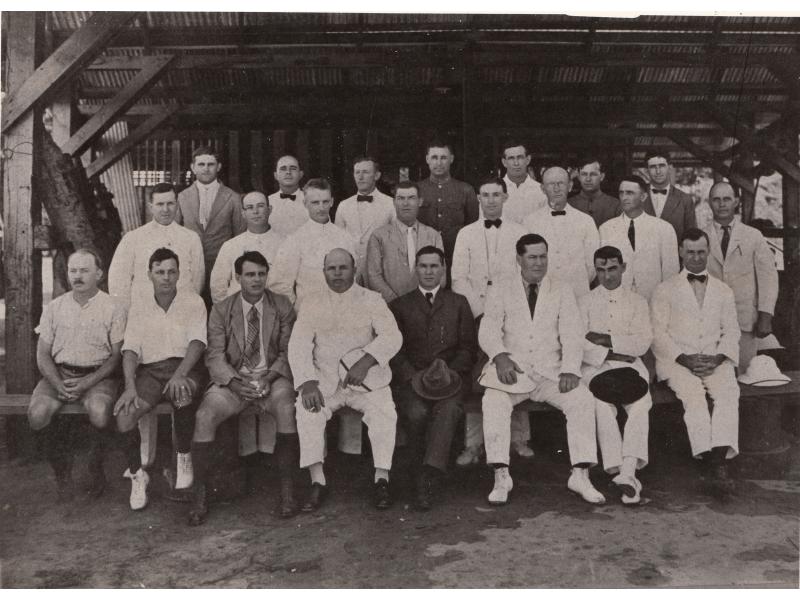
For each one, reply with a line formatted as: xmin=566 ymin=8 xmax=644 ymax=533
xmin=589 ymin=367 xmax=649 ymax=406
xmin=412 ymin=358 xmax=463 ymax=401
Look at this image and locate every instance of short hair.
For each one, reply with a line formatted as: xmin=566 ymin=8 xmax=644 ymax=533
xmin=323 ymin=248 xmax=355 ymax=269
xmin=274 ymin=154 xmax=300 ymax=170
xmin=241 ymin=190 xmax=269 ymax=208
xmin=352 ymin=155 xmax=381 ymax=172
xmin=478 ymin=176 xmax=507 ymax=195
xmin=680 ymin=228 xmax=710 ymax=248
xmin=709 ymin=181 xmax=738 ymax=199
xmin=68 ymin=247 xmax=104 ymax=271
xmin=516 ymin=233 xmax=548 ymax=255
xmin=577 ymin=155 xmax=605 ymax=172
xmin=191 ymin=146 xmax=220 ymax=163
xmin=426 ymin=139 xmax=453 ymax=155
xmin=415 ymin=245 xmax=445 ymax=266
xmin=148 ymin=247 xmax=179 ymax=271
xmin=594 ymin=245 xmax=624 ymax=264
xmin=234 ymin=250 xmax=269 ymax=275
xmin=150 ymin=182 xmax=175 ymax=199
xmin=644 ymin=149 xmax=672 ymax=165
xmin=619 ymin=174 xmax=649 ymax=193
xmin=500 ymin=140 xmax=529 ymax=157
xmin=394 ymin=180 xmax=419 ymax=196
xmin=303 ymin=177 xmax=332 ymax=194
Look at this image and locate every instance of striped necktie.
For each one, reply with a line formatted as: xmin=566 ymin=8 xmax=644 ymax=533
xmin=244 ymin=305 xmax=261 ymax=369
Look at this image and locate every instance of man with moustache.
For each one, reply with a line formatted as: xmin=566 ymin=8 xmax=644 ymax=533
xmin=643 ymin=150 xmax=696 ymax=242
xmin=568 ymin=156 xmax=622 ymax=228
xmin=496 ymin=141 xmax=548 ymax=224
xmin=28 ymin=249 xmax=125 ymax=501
xmin=269 ymin=155 xmax=309 ymax=237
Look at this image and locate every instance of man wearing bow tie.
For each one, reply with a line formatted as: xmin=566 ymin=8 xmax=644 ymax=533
xmin=524 ymin=167 xmax=599 ymax=298
xmin=644 ymin=150 xmax=696 ymax=243
xmin=334 ymin=156 xmax=395 ymax=286
xmin=452 ymin=177 xmax=533 ymax=465
xmin=568 ymin=156 xmax=622 ymax=228
xmin=177 ymin=147 xmax=245 ymax=304
xmin=268 ymin=155 xmax=309 ymax=237
xmin=651 ymin=228 xmax=741 ymax=495
xmin=703 ymin=182 xmax=778 ymax=371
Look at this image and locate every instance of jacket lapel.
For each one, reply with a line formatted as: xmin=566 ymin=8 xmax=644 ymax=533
xmin=230 ymin=293 xmax=246 ymax=355
xmin=206 ymin=184 xmax=228 ymax=228
xmin=643 ymin=194 xmax=656 ymax=217
xmin=183 ymin=186 xmax=201 ymax=229
xmin=660 ymin=189 xmax=680 ymax=220
xmin=707 ymin=224 xmax=725 ymax=267
xmin=725 ymin=222 xmax=744 ymax=265
xmin=260 ymin=293 xmax=276 ymax=360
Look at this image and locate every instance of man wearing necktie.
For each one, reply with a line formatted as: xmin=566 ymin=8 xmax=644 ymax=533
xmin=334 ymin=156 xmax=395 ymax=287
xmin=524 ymin=167 xmax=599 ymax=298
xmin=703 ymin=182 xmax=778 ymax=371
xmin=268 ymin=155 xmax=309 ymax=237
xmin=651 ymin=229 xmax=741 ymax=496
xmin=643 ymin=150 xmax=696 ymax=243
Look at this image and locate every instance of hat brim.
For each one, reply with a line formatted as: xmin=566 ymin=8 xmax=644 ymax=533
xmin=478 ymin=362 xmax=536 ymax=394
xmin=338 ymin=348 xmax=392 ymax=392
xmin=738 ymin=376 xmax=790 ymax=387
xmin=411 ymin=371 xmax=463 ymax=401
xmin=589 ymin=368 xmax=649 ymax=406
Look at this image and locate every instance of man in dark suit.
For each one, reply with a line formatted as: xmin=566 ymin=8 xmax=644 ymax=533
xmin=389 ymin=246 xmax=477 ymax=510
xmin=178 ymin=146 xmax=246 ymax=304
xmin=189 ymin=250 xmax=298 ymax=525
xmin=643 ymin=150 xmax=696 ymax=243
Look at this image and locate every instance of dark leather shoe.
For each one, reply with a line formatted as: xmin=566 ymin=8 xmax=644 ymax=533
xmin=374 ymin=478 xmax=393 ymax=510
xmin=301 ymin=483 xmax=328 ymax=512
xmin=414 ymin=473 xmax=433 ymax=511
xmin=710 ymin=463 xmax=735 ymax=497
xmin=187 ymin=483 xmax=208 ymax=526
xmin=279 ymin=477 xmax=298 ymax=518
xmin=85 ymin=468 xmax=107 ymax=499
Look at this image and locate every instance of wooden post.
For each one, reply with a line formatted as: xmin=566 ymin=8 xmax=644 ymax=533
xmin=250 ymin=130 xmax=264 ymax=192
xmin=319 ymin=129 xmax=334 ymax=181
xmin=171 ymin=139 xmax=182 ymax=187
xmin=227 ymin=130 xmax=240 ymax=191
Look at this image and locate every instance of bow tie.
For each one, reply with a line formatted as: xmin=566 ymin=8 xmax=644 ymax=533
xmin=484 ymin=219 xmax=502 ymax=229
xmin=687 ymin=273 xmax=707 ymax=283
xmin=551 ymin=210 xmax=566 ymax=217
xmin=651 ymin=189 xmax=667 ymax=195
xmin=280 ymin=193 xmax=296 ymax=200
xmin=357 ymin=195 xmax=373 ymax=203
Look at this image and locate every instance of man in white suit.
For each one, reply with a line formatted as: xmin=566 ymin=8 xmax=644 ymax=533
xmin=599 ymin=175 xmax=679 ymax=301
xmin=289 ymin=248 xmax=402 ymax=511
xmin=452 ymin=177 xmax=532 ymax=464
xmin=524 ymin=167 xmax=598 ymax=298
xmin=579 ymin=246 xmax=653 ymax=504
xmin=268 ymin=155 xmax=308 ymax=238
xmin=479 ymin=233 xmax=604 ymax=506
xmin=703 ymin=182 xmax=779 ymax=371
xmin=651 ymin=228 xmax=741 ymax=494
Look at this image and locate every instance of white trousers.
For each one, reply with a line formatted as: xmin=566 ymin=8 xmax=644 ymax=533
xmin=295 ymin=385 xmax=397 ymax=470
xmin=664 ymin=362 xmax=740 ymax=459
xmin=482 ymin=379 xmax=597 ymax=467
xmin=464 ymin=410 xmax=530 ymax=448
xmin=595 ymin=394 xmax=652 ymax=473
xmin=739 ymin=330 xmax=757 ymax=374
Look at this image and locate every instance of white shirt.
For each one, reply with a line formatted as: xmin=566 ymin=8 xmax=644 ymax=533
xmin=418 ymin=285 xmax=441 ymax=303
xmin=122 ymin=290 xmax=207 ymax=365
xmin=195 ymin=180 xmax=220 ymax=228
xmin=496 ymin=175 xmax=549 ymax=224
xmin=269 ymin=189 xmax=308 ymax=237
xmin=108 ymin=220 xmax=205 ymax=308
xmin=334 ymin=189 xmax=395 ymax=271
xmin=684 ymin=268 xmax=710 ymax=307
xmin=209 ymin=229 xmax=285 ymax=303
xmin=240 ymin=296 xmax=267 ymax=371
xmin=649 ymin=184 xmax=671 ymax=218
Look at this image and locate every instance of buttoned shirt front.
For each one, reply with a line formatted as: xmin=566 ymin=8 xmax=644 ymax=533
xmin=209 ymin=229 xmax=284 ymax=303
xmin=498 ymin=175 xmax=548 ymax=224
xmin=240 ymin=295 xmax=267 ymax=371
xmin=685 ymin=268 xmax=710 ymax=307
xmin=335 ymin=189 xmax=395 ymax=278
xmin=417 ymin=176 xmax=479 ymax=261
xmin=122 ymin=290 xmax=207 ymax=365
xmin=568 ymin=189 xmax=622 ymax=228
xmin=268 ymin=189 xmax=308 ymax=238
xmin=195 ymin=180 xmax=220 ymax=228
xmin=37 ymin=290 xmax=126 ymax=368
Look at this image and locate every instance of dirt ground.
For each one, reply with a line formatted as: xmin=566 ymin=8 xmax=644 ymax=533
xmin=1 ymin=406 xmax=798 ymax=589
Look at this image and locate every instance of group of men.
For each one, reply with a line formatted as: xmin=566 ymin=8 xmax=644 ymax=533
xmin=28 ymin=140 xmax=780 ymax=525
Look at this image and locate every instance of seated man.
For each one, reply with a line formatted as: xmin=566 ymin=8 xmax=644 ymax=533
xmin=479 ymin=233 xmax=604 ymax=506
xmin=651 ymin=228 xmax=741 ymax=496
xmin=289 ymin=249 xmax=402 ymax=511
xmin=190 ymin=251 xmax=298 ymax=525
xmin=389 ymin=246 xmax=477 ymax=510
xmin=28 ymin=249 xmax=125 ymax=501
xmin=114 ymin=248 xmax=208 ymax=511
xmin=579 ymin=246 xmax=653 ymax=504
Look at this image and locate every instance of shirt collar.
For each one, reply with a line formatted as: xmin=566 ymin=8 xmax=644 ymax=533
xmin=242 ymin=295 xmax=264 ymax=315
xmin=681 ymin=268 xmax=709 ymax=278
xmin=396 ymin=220 xmax=417 ymax=234
xmin=713 ymin=216 xmax=739 ymax=232
xmin=650 ymin=183 xmax=671 ymax=195
xmin=503 ymin=174 xmax=533 ymax=190
xmin=623 ymin=211 xmax=645 ymax=224
xmin=196 ymin=180 xmax=220 ymax=193
xmin=419 ymin=285 xmax=440 ymax=299
xmin=149 ymin=219 xmax=178 ymax=230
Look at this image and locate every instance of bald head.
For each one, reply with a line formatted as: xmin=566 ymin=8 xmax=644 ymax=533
xmin=541 ymin=166 xmax=570 ymax=210
xmin=241 ymin=191 xmax=271 ymax=232
xmin=323 ymin=248 xmax=356 ymax=293
xmin=708 ymin=181 xmax=739 ymax=225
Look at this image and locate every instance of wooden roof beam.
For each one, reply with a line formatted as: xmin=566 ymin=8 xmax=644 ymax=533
xmin=667 ymin=131 xmax=755 ymax=195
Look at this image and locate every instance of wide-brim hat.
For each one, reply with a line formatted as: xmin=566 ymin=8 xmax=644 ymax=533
xmin=411 ymin=358 xmax=463 ymax=401
xmin=338 ymin=348 xmax=392 ymax=392
xmin=478 ymin=357 xmax=536 ymax=394
xmin=738 ymin=355 xmax=791 ymax=387
xmin=589 ymin=367 xmax=649 ymax=406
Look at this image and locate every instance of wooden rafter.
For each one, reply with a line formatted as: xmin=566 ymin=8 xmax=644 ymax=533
xmin=667 ymin=131 xmax=756 ymax=195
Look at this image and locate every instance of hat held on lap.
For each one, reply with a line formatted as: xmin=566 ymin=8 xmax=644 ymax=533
xmin=338 ymin=348 xmax=392 ymax=392
xmin=737 ymin=355 xmax=791 ymax=387
xmin=478 ymin=356 xmax=536 ymax=395
xmin=589 ymin=367 xmax=649 ymax=406
xmin=412 ymin=358 xmax=463 ymax=401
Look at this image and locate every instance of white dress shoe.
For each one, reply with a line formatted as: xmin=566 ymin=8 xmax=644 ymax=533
xmin=175 ymin=452 xmax=194 ymax=490
xmin=126 ymin=468 xmax=150 ymax=511
xmin=613 ymin=474 xmax=642 ymax=505
xmin=511 ymin=440 xmax=535 ymax=459
xmin=488 ymin=467 xmax=513 ymax=505
xmin=456 ymin=444 xmax=484 ymax=467
xmin=567 ymin=469 xmax=605 ymax=504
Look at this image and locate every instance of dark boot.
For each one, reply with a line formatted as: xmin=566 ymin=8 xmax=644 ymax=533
xmin=188 ymin=441 xmax=211 ymax=526
xmin=85 ymin=427 xmax=108 ymax=498
xmin=709 ymin=446 xmax=735 ymax=496
xmin=276 ymin=433 xmax=300 ymax=518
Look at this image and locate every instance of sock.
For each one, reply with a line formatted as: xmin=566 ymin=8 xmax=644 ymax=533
xmin=123 ymin=427 xmax=143 ymax=474
xmin=309 ymin=462 xmax=326 ymax=486
xmin=374 ymin=468 xmax=390 ymax=483
xmin=275 ymin=433 xmax=300 ymax=481
xmin=173 ymin=405 xmax=196 ymax=454
xmin=620 ymin=456 xmax=637 ymax=479
xmin=491 ymin=463 xmax=509 ymax=470
xmin=191 ymin=441 xmax=212 ymax=488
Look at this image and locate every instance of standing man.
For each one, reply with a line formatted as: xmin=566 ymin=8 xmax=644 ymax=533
xmin=389 ymin=246 xmax=477 ymax=510
xmin=289 ymin=249 xmax=402 ymax=511
xmin=451 ymin=177 xmax=532 ymax=465
xmin=177 ymin=146 xmax=245 ymax=303
xmin=651 ymin=229 xmax=741 ymax=495
xmin=366 ymin=181 xmax=444 ymax=303
xmin=417 ymin=140 xmax=479 ymax=277
xmin=599 ymin=175 xmax=679 ymax=301
xmin=335 ymin=156 xmax=395 ymax=285
xmin=479 ymin=233 xmax=603 ymax=506
xmin=524 ymin=167 xmax=599 ymax=298
xmin=210 ymin=191 xmax=284 ymax=303
xmin=268 ymin=155 xmax=308 ymax=237
xmin=108 ymin=183 xmax=204 ymax=308
xmin=114 ymin=248 xmax=208 ymax=511
xmin=497 ymin=140 xmax=548 ymax=224
xmin=579 ymin=246 xmax=653 ymax=505
xmin=643 ymin=150 xmax=696 ymax=242
xmin=28 ymin=249 xmax=125 ymax=501
xmin=190 ymin=251 xmax=298 ymax=525
xmin=568 ymin=156 xmax=622 ymax=228
xmin=268 ymin=178 xmax=357 ymax=312
xmin=703 ymin=182 xmax=779 ymax=371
